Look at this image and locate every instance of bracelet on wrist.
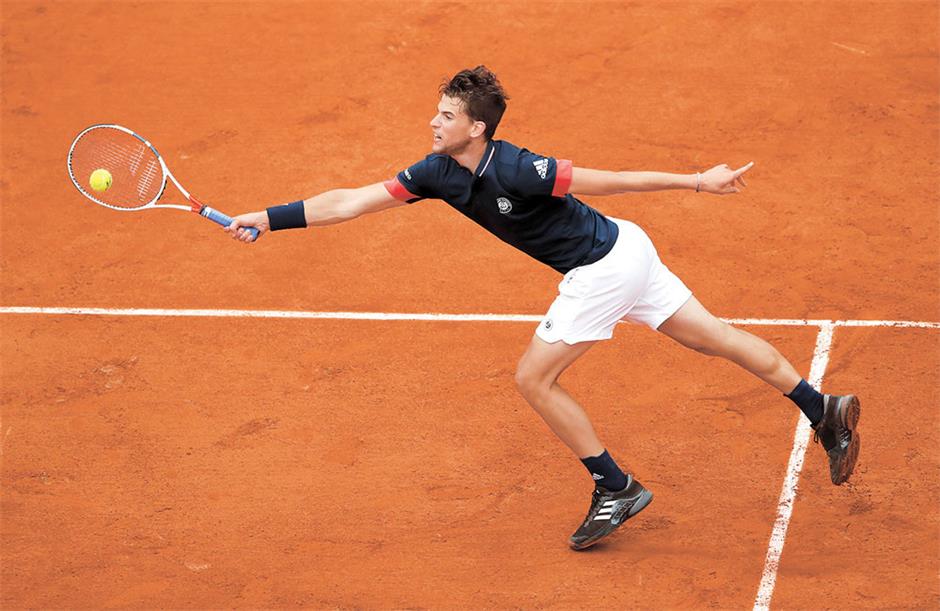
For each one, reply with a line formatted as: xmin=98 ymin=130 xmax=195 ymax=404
xmin=266 ymin=200 xmax=307 ymax=231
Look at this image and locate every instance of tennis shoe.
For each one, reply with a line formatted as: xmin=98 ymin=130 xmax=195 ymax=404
xmin=813 ymin=394 xmax=861 ymax=485
xmin=569 ymin=475 xmax=653 ymax=551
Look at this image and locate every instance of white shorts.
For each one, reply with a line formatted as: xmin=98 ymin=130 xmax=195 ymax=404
xmin=535 ymin=218 xmax=692 ymax=345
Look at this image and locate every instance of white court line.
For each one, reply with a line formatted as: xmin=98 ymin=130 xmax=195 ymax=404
xmin=0 ymin=306 xmax=541 ymax=322
xmin=753 ymin=323 xmax=834 ymax=611
xmin=0 ymin=306 xmax=938 ymax=328
xmin=831 ymin=41 xmax=869 ymax=55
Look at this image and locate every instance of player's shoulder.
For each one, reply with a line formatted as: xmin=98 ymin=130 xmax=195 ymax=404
xmin=492 ymin=140 xmax=554 ymax=181
xmin=493 ymin=140 xmax=549 ymax=166
xmin=412 ymin=152 xmax=452 ymax=167
xmin=493 ymin=139 xmax=523 ymax=160
xmin=406 ymin=152 xmax=455 ymax=179
xmin=488 ymin=140 xmax=565 ymax=198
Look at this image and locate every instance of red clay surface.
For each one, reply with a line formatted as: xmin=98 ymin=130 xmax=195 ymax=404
xmin=772 ymin=328 xmax=940 ymax=609
xmin=2 ymin=1 xmax=938 ymax=608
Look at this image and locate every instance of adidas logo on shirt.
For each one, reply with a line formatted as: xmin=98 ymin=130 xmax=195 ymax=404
xmin=591 ymin=473 xmax=604 ymax=481
xmin=533 ymin=158 xmax=549 ymax=179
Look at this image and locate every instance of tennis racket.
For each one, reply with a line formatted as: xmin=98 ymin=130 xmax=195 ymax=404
xmin=67 ymin=124 xmax=259 ymax=240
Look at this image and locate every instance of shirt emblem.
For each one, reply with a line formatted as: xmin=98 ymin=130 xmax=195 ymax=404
xmin=496 ymin=197 xmax=512 ymax=214
xmin=533 ymin=158 xmax=549 ymax=179
xmin=404 ymin=168 xmax=412 ymax=180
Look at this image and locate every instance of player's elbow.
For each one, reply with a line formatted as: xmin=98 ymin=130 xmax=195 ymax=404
xmin=336 ymin=191 xmax=365 ymax=220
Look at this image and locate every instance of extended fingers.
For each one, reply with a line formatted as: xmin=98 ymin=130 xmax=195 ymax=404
xmin=734 ymin=162 xmax=753 ymax=189
xmin=733 ymin=161 xmax=755 ymax=178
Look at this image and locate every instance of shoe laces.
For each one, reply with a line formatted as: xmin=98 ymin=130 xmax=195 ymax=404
xmin=813 ymin=420 xmax=847 ymax=450
xmin=582 ymin=489 xmax=607 ymax=522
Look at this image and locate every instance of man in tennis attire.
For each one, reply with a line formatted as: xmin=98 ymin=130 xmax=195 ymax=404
xmin=228 ymin=66 xmax=861 ymax=550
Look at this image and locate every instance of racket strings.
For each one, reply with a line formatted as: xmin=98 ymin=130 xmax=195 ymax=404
xmin=68 ymin=127 xmax=164 ymax=209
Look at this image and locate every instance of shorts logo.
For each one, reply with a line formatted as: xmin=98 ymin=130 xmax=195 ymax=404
xmin=404 ymin=169 xmax=412 ymax=180
xmin=496 ymin=197 xmax=512 ymax=214
xmin=544 ymin=319 xmax=553 ymax=330
xmin=533 ymin=158 xmax=549 ymax=179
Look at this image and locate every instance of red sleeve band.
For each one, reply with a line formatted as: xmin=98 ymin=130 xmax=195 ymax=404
xmin=384 ymin=177 xmax=418 ymax=202
xmin=552 ymin=159 xmax=573 ymax=197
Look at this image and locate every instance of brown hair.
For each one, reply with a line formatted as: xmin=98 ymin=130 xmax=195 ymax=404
xmin=440 ymin=65 xmax=509 ymax=140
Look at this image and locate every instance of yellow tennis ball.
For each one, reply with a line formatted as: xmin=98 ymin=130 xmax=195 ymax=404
xmin=89 ymin=168 xmax=112 ymax=192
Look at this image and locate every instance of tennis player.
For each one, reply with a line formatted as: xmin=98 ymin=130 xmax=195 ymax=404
xmin=226 ymin=66 xmax=861 ymax=550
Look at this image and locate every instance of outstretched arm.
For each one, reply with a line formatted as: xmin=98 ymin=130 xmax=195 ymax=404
xmin=224 ymin=182 xmax=407 ymax=243
xmin=569 ymin=162 xmax=754 ymax=196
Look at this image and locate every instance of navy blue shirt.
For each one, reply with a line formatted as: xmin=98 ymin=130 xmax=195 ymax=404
xmin=385 ymin=140 xmax=619 ymax=274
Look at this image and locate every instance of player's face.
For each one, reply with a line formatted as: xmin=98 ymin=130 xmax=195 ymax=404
xmin=430 ymin=95 xmax=482 ymax=155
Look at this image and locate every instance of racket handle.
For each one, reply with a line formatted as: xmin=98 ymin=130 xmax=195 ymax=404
xmin=200 ymin=206 xmax=261 ymax=241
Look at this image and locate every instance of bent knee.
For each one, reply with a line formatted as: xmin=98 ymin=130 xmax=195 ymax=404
xmin=513 ymin=366 xmax=539 ymax=395
xmin=514 ymin=361 xmax=552 ymax=400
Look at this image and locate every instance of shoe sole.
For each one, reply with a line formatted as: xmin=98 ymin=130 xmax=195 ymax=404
xmin=569 ymin=489 xmax=654 ymax=551
xmin=832 ymin=395 xmax=861 ymax=485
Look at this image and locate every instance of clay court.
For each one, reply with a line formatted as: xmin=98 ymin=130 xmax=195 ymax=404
xmin=2 ymin=1 xmax=938 ymax=608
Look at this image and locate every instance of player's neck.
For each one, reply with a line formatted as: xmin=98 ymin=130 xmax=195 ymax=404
xmin=449 ymin=138 xmax=488 ymax=174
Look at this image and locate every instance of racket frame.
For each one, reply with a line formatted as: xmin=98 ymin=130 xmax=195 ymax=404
xmin=67 ymin=124 xmax=257 ymax=238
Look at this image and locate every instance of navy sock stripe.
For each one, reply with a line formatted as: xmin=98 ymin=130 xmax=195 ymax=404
xmin=786 ymin=379 xmax=824 ymax=426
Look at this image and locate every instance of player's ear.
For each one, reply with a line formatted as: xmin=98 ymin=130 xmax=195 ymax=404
xmin=470 ymin=120 xmax=487 ymax=138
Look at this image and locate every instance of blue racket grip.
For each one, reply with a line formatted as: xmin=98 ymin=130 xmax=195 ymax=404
xmin=201 ymin=206 xmax=261 ymax=241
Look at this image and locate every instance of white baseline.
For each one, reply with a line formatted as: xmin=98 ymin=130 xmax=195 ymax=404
xmin=0 ymin=306 xmax=938 ymax=328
